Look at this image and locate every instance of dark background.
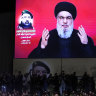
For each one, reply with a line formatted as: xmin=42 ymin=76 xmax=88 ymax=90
xmin=0 ymin=0 xmax=15 ymax=73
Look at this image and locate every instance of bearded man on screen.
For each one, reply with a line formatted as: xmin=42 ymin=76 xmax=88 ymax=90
xmin=18 ymin=10 xmax=34 ymax=29
xmin=28 ymin=1 xmax=95 ymax=58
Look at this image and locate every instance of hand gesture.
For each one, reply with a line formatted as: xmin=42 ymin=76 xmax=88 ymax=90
xmin=41 ymin=28 xmax=50 ymax=49
xmin=77 ymin=25 xmax=88 ymax=44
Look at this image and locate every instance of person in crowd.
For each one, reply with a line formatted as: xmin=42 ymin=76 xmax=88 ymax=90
xmin=15 ymin=71 xmax=23 ymax=93
xmin=59 ymin=71 xmax=66 ymax=96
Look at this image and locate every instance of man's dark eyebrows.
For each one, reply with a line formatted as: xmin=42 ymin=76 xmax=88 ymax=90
xmin=67 ymin=16 xmax=72 ymax=17
xmin=67 ymin=16 xmax=72 ymax=18
xmin=58 ymin=16 xmax=72 ymax=18
xmin=58 ymin=16 xmax=64 ymax=19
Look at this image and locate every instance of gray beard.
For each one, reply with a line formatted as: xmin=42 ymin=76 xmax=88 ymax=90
xmin=56 ymin=22 xmax=73 ymax=39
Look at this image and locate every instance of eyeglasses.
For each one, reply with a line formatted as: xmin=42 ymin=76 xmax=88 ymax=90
xmin=57 ymin=16 xmax=73 ymax=21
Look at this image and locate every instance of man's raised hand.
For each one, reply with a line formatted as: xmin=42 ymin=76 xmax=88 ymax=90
xmin=77 ymin=25 xmax=88 ymax=44
xmin=41 ymin=28 xmax=50 ymax=49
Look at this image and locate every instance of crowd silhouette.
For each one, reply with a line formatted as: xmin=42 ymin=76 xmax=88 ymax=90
xmin=0 ymin=70 xmax=95 ymax=96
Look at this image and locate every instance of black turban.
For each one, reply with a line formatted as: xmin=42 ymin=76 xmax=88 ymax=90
xmin=32 ymin=61 xmax=50 ymax=74
xmin=22 ymin=10 xmax=33 ymax=19
xmin=54 ymin=1 xmax=77 ymax=20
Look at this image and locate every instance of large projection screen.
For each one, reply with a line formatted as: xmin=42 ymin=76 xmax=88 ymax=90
xmin=15 ymin=0 xmax=96 ymax=58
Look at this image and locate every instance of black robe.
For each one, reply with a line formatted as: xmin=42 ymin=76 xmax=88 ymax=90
xmin=28 ymin=29 xmax=95 ymax=58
